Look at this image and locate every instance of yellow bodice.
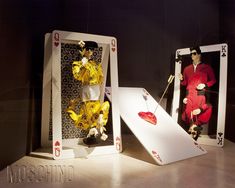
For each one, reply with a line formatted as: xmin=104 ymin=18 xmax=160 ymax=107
xmin=72 ymin=59 xmax=104 ymax=85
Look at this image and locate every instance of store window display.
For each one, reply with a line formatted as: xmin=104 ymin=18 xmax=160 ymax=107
xmin=179 ymin=46 xmax=216 ymax=140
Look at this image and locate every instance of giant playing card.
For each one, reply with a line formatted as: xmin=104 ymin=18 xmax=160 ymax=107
xmin=172 ymin=44 xmax=227 ymax=147
xmin=39 ymin=30 xmax=122 ymax=159
xmin=105 ymin=87 xmax=206 ymax=165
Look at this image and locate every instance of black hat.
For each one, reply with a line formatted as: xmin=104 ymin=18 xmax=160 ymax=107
xmin=190 ymin=46 xmax=201 ymax=54
xmin=84 ymin=41 xmax=98 ymax=50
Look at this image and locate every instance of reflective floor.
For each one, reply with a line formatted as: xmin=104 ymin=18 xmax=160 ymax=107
xmin=0 ymin=135 xmax=235 ymax=188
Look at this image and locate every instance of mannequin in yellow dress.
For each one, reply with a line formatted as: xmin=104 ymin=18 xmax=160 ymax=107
xmin=67 ymin=41 xmax=110 ymax=145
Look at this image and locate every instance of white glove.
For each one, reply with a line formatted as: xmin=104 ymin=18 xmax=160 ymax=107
xmin=192 ymin=108 xmax=201 ymax=115
xmin=197 ymin=83 xmax=206 ymax=90
xmin=81 ymin=57 xmax=88 ymax=65
xmin=87 ymin=128 xmax=98 ymax=137
xmin=178 ymin=73 xmax=183 ymax=81
xmin=183 ymin=98 xmax=188 ymax=104
xmin=100 ymin=133 xmax=108 ymax=141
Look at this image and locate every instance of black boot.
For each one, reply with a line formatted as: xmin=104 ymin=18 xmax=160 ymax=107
xmin=83 ymin=135 xmax=97 ymax=145
xmin=193 ymin=126 xmax=203 ymax=141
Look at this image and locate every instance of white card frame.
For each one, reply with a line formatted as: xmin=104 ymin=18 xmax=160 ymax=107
xmin=172 ymin=43 xmax=228 ymax=147
xmin=106 ymin=87 xmax=207 ymax=165
xmin=41 ymin=30 xmax=122 ymax=159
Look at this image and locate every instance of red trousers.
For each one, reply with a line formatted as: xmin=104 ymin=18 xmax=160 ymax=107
xmin=182 ymin=90 xmax=212 ymax=126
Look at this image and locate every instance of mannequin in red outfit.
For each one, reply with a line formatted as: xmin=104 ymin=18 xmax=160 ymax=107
xmin=179 ymin=46 xmax=216 ymax=140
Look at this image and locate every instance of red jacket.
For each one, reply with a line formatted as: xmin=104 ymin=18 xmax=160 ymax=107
xmin=181 ymin=63 xmax=216 ymax=90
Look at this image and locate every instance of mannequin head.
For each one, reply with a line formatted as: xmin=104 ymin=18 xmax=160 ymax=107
xmin=190 ymin=46 xmax=201 ymax=64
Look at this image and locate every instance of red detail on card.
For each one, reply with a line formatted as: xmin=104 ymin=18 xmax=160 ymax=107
xmin=194 ymin=142 xmax=205 ymax=152
xmin=143 ymin=89 xmax=149 ymax=96
xmin=55 ymin=148 xmax=60 ymax=157
xmin=54 ymin=32 xmax=59 ymax=41
xmin=54 ymin=42 xmax=59 ymax=47
xmin=112 ymin=47 xmax=115 ymax=52
xmin=152 ymin=150 xmax=157 ymax=155
xmin=115 ymin=136 xmax=121 ymax=151
xmin=111 ymin=39 xmax=116 ymax=47
xmin=138 ymin=111 xmax=157 ymax=125
xmin=152 ymin=150 xmax=162 ymax=163
xmin=55 ymin=141 xmax=60 ymax=146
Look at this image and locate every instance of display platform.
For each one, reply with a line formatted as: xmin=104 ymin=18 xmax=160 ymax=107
xmin=1 ymin=137 xmax=235 ymax=187
xmin=105 ymin=87 xmax=207 ymax=165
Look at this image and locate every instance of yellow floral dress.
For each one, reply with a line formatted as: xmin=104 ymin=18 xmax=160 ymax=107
xmin=67 ymin=57 xmax=110 ymax=139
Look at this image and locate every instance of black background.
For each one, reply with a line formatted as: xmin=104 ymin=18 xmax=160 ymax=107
xmin=0 ymin=0 xmax=235 ymax=170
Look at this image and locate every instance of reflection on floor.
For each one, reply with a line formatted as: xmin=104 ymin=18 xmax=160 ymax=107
xmin=0 ymin=134 xmax=235 ymax=188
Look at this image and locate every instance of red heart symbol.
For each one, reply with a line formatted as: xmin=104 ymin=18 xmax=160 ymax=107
xmin=111 ymin=47 xmax=115 ymax=52
xmin=54 ymin=42 xmax=59 ymax=47
xmin=138 ymin=111 xmax=157 ymax=125
xmin=55 ymin=141 xmax=60 ymax=146
xmin=152 ymin=150 xmax=157 ymax=155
